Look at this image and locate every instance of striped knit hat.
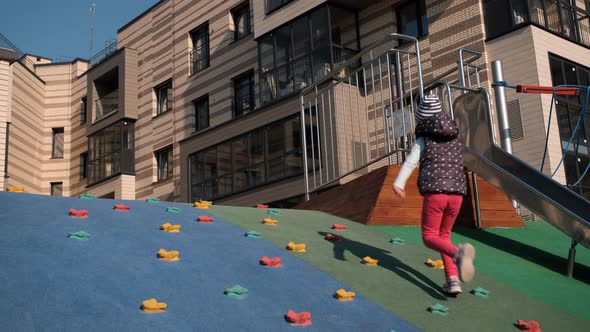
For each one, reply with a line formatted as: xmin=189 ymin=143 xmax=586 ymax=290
xmin=415 ymin=94 xmax=442 ymax=122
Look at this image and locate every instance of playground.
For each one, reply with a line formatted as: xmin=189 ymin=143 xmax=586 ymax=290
xmin=0 ymin=191 xmax=588 ymax=332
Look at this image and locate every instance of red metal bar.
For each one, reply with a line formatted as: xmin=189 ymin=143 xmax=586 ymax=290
xmin=516 ymin=85 xmax=580 ymax=96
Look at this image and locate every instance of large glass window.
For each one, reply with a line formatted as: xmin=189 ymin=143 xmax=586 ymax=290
xmin=266 ymin=0 xmax=293 ymax=14
xmin=87 ymin=121 xmax=135 ymax=185
xmin=232 ymin=2 xmax=251 ymax=40
xmin=155 ymin=80 xmax=173 ymax=115
xmin=191 ymin=23 xmax=210 ymax=74
xmin=52 ymin=128 xmax=64 ymax=159
xmin=257 ymin=5 xmax=359 ymax=106
xmin=549 ymin=54 xmax=590 ymax=198
xmin=189 ymin=115 xmax=308 ymax=201
xmin=194 ymin=95 xmax=210 ymax=131
xmin=233 ymin=71 xmax=255 ymax=117
xmin=396 ymin=0 xmax=428 ymax=41
xmin=483 ymin=0 xmax=590 ymax=47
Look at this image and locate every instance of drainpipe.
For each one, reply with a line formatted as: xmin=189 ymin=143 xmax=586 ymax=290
xmin=3 ymin=122 xmax=10 ymax=181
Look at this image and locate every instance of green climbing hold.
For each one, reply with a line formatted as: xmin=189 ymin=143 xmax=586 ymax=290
xmin=390 ymin=237 xmax=405 ymax=245
xmin=471 ymin=287 xmax=490 ymax=298
xmin=146 ymin=197 xmax=160 ymax=202
xmin=79 ymin=194 xmax=95 ymax=200
xmin=245 ymin=230 xmax=262 ymax=239
xmin=68 ymin=231 xmax=90 ymax=241
xmin=166 ymin=207 xmax=181 ymax=213
xmin=267 ymin=209 xmax=281 ymax=216
xmin=224 ymin=285 xmax=248 ymax=300
xmin=428 ymin=303 xmax=449 ymax=316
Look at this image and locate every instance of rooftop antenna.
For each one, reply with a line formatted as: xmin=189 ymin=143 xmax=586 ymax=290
xmin=89 ymin=1 xmax=96 ymax=60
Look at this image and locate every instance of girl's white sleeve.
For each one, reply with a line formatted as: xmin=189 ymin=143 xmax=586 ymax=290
xmin=393 ymin=137 xmax=424 ymax=190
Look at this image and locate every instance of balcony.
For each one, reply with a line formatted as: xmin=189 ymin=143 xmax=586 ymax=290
xmin=95 ymin=90 xmax=119 ymax=121
xmin=484 ymin=0 xmax=590 ymax=48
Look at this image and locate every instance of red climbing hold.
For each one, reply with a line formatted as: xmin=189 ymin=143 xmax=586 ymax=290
xmin=197 ymin=215 xmax=213 ymax=223
xmin=285 ymin=310 xmax=312 ymax=326
xmin=113 ymin=204 xmax=130 ymax=211
xmin=515 ymin=320 xmax=542 ymax=332
xmin=68 ymin=208 xmax=88 ymax=219
xmin=259 ymin=256 xmax=282 ymax=268
xmin=324 ymin=233 xmax=343 ymax=242
xmin=256 ymin=204 xmax=269 ymax=209
xmin=331 ymin=224 xmax=347 ymax=230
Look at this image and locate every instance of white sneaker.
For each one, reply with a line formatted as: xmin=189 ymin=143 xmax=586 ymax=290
xmin=442 ymin=280 xmax=462 ymax=295
xmin=456 ymin=243 xmax=476 ymax=283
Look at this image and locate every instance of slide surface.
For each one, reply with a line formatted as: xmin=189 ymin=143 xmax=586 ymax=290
xmin=453 ymin=92 xmax=590 ymax=249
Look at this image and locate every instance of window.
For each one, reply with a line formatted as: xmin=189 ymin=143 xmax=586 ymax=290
xmin=80 ymin=152 xmax=88 ymax=179
xmin=232 ymin=2 xmax=251 ymax=40
xmin=549 ymin=54 xmax=590 ymax=198
xmin=257 ymin=6 xmax=359 ymax=105
xmin=233 ymin=71 xmax=255 ymax=117
xmin=190 ymin=23 xmax=210 ymax=74
xmin=52 ymin=128 xmax=64 ymax=159
xmin=156 ymin=146 xmax=173 ymax=181
xmin=396 ymin=0 xmax=428 ymax=41
xmin=155 ymin=80 xmax=173 ymax=115
xmin=81 ymin=97 xmax=87 ymax=124
xmin=87 ymin=121 xmax=135 ymax=185
xmin=189 ymin=115 xmax=309 ymax=201
xmin=50 ymin=182 xmax=63 ymax=196
xmin=266 ymin=0 xmax=293 ymax=14
xmin=194 ymin=95 xmax=210 ymax=131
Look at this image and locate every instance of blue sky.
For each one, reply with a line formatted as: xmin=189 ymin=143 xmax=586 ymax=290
xmin=0 ymin=1 xmax=159 ymax=61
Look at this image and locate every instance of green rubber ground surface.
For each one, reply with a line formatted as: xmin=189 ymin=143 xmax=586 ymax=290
xmin=208 ymin=206 xmax=590 ymax=332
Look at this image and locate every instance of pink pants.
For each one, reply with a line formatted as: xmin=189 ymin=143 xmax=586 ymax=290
xmin=421 ymin=193 xmax=463 ymax=279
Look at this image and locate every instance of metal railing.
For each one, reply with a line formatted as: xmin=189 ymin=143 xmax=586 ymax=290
xmin=89 ymin=41 xmax=117 ymax=66
xmin=485 ymin=0 xmax=590 ymax=48
xmin=299 ymin=33 xmax=425 ymax=199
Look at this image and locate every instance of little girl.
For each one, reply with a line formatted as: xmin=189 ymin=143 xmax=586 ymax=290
xmin=392 ymin=94 xmax=476 ymax=295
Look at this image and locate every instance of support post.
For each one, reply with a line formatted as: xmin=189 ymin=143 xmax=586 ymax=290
xmin=567 ymin=239 xmax=577 ymax=278
xmin=492 ymin=60 xmax=518 ymax=210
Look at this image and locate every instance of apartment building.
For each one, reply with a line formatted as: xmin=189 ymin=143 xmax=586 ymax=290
xmin=1 ymin=0 xmax=589 ymax=207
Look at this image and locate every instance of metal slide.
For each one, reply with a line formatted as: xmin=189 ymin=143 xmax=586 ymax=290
xmin=453 ymin=91 xmax=590 ymax=250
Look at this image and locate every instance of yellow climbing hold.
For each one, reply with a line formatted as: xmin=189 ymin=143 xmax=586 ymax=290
xmin=160 ymin=223 xmax=181 ymax=233
xmin=262 ymin=218 xmax=278 ymax=225
xmin=7 ymin=186 xmax=24 ymax=193
xmin=194 ymin=200 xmax=212 ymax=209
xmin=362 ymin=256 xmax=379 ymax=266
xmin=158 ymin=249 xmax=180 ymax=261
xmin=141 ymin=298 xmax=167 ymax=313
xmin=287 ymin=242 xmax=306 ymax=253
xmin=425 ymin=258 xmax=444 ymax=269
xmin=334 ymin=289 xmax=356 ymax=301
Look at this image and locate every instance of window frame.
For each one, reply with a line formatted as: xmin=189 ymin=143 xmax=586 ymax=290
xmin=232 ymin=2 xmax=251 ymax=40
xmin=50 ymin=182 xmax=63 ymax=196
xmin=190 ymin=23 xmax=210 ymax=75
xmin=51 ymin=127 xmax=64 ymax=159
xmin=395 ymin=0 xmax=429 ymax=41
xmin=233 ymin=70 xmax=255 ymax=117
xmin=80 ymin=97 xmax=87 ymax=124
xmin=194 ymin=95 xmax=210 ymax=132
xmin=155 ymin=145 xmax=174 ymax=182
xmin=155 ymin=79 xmax=173 ymax=116
xmin=80 ymin=152 xmax=88 ymax=179
xmin=265 ymin=0 xmax=293 ymax=15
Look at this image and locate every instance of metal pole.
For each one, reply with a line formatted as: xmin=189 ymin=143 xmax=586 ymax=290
xmin=300 ymin=95 xmax=309 ymax=201
xmin=491 ymin=62 xmax=518 ymax=210
xmin=491 ymin=60 xmax=513 ymax=154
xmin=567 ymin=239 xmax=577 ymax=277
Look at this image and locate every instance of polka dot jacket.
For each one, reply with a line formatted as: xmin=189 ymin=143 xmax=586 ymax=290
xmin=414 ymin=112 xmax=467 ymax=196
